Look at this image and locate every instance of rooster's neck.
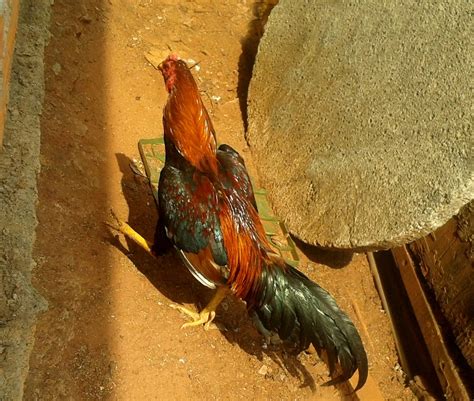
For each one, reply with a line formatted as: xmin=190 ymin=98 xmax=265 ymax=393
xmin=163 ymin=79 xmax=219 ymax=176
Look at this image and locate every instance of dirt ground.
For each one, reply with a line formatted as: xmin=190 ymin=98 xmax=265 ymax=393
xmin=25 ymin=1 xmax=416 ymax=400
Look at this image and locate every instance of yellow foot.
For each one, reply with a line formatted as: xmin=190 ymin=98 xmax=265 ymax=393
xmin=170 ymin=304 xmax=217 ymax=330
xmin=106 ymin=209 xmax=154 ymax=256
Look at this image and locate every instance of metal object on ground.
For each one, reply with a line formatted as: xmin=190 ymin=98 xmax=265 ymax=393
xmin=138 ymin=137 xmax=299 ymax=267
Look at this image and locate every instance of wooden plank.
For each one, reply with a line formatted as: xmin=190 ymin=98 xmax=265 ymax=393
xmin=0 ymin=0 xmax=21 ymax=146
xmin=392 ymin=246 xmax=471 ymax=401
xmin=408 ymin=205 xmax=474 ymax=370
xmin=368 ymin=251 xmax=442 ymax=397
xmin=367 ymin=252 xmax=413 ymax=376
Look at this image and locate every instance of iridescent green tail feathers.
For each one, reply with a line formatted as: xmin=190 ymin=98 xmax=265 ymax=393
xmin=251 ymin=262 xmax=368 ymax=390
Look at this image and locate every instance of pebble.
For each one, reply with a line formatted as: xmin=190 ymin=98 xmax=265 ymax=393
xmin=258 ymin=365 xmax=269 ymax=375
xmin=52 ymin=63 xmax=62 ymax=76
xmin=79 ymin=14 xmax=92 ymax=24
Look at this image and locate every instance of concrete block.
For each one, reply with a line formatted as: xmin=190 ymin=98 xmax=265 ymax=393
xmin=247 ymin=0 xmax=473 ymax=249
xmin=0 ymin=0 xmax=20 ymax=146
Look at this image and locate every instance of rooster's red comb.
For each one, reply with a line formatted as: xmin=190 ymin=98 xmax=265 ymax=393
xmin=167 ymin=53 xmax=179 ymax=61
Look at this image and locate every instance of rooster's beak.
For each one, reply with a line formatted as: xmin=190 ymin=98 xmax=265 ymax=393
xmin=188 ymin=61 xmax=200 ymax=70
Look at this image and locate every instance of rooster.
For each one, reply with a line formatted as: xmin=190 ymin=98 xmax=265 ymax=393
xmin=111 ymin=54 xmax=368 ymax=390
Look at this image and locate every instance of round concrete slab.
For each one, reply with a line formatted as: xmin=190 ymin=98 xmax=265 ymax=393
xmin=247 ymin=0 xmax=473 ymax=249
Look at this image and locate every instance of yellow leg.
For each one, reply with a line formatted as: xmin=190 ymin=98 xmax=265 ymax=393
xmin=108 ymin=210 xmax=229 ymax=330
xmin=171 ymin=286 xmax=229 ymax=330
xmin=108 ymin=209 xmax=154 ymax=257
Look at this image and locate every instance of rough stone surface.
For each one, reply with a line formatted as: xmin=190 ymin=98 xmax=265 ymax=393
xmin=247 ymin=0 xmax=473 ymax=249
xmin=0 ymin=1 xmax=50 ymax=399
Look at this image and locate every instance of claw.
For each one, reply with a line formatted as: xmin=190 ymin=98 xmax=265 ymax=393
xmin=169 ymin=287 xmax=228 ymax=330
xmin=107 ymin=209 xmax=154 ymax=256
xmin=106 ymin=208 xmax=123 ymax=233
xmin=170 ymin=304 xmax=217 ymax=330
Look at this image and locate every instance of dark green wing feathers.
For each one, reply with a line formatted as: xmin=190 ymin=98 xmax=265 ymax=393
xmin=157 ymin=144 xmax=257 ymax=266
xmin=158 ymin=164 xmax=227 ymax=267
xmin=217 ymin=144 xmax=258 ymax=211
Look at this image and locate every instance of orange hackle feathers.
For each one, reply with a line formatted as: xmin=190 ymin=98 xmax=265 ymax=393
xmin=160 ymin=55 xmax=276 ymax=302
xmin=161 ymin=57 xmax=218 ymax=175
xmin=217 ymin=198 xmax=270 ymax=303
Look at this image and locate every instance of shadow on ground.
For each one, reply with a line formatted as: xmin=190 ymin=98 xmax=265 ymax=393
xmin=110 ymin=152 xmax=317 ymax=391
xmin=25 ymin=0 xmax=115 ymax=398
xmin=237 ymin=0 xmax=278 ymax=131
xmin=293 ymin=238 xmax=354 ymax=269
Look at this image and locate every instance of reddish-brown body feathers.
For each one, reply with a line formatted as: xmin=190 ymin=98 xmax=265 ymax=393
xmin=218 ymin=197 xmax=276 ymax=302
xmin=158 ymin=55 xmax=368 ymax=390
xmin=160 ymin=56 xmax=275 ymax=302
xmin=161 ymin=57 xmax=218 ymax=176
